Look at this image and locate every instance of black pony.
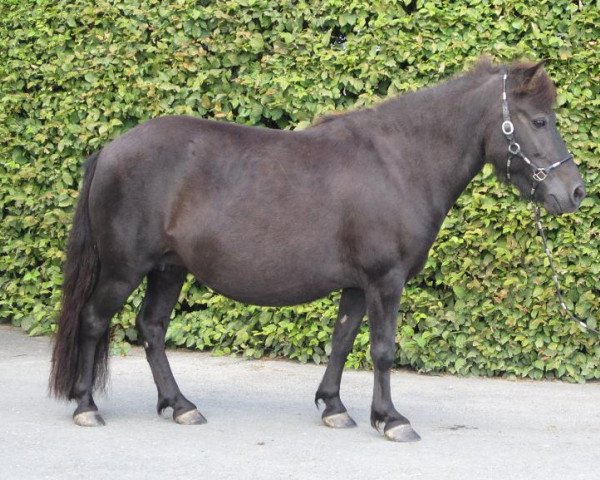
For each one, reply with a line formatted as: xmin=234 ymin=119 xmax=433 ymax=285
xmin=50 ymin=59 xmax=584 ymax=442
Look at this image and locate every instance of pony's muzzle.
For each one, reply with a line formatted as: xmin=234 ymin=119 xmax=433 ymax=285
xmin=571 ymin=183 xmax=586 ymax=208
xmin=546 ymin=181 xmax=585 ymax=215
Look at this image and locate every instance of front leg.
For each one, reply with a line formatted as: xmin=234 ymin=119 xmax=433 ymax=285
xmin=367 ymin=274 xmax=421 ymax=442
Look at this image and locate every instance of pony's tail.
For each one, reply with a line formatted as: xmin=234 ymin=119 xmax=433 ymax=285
xmin=49 ymin=151 xmax=103 ymax=399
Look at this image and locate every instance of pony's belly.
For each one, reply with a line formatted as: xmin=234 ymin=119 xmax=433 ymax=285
xmin=189 ymin=258 xmax=344 ymax=307
xmin=205 ymin=282 xmax=337 ymax=307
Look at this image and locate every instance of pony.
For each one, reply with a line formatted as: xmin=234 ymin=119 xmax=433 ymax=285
xmin=50 ymin=59 xmax=585 ymax=441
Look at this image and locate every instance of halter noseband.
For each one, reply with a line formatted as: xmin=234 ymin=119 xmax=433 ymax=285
xmin=501 ymin=71 xmax=573 ymax=198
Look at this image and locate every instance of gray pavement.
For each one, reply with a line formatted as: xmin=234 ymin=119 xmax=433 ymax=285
xmin=0 ymin=324 xmax=598 ymax=479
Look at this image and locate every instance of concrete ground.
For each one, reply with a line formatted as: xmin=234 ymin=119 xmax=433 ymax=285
xmin=0 ymin=324 xmax=598 ymax=480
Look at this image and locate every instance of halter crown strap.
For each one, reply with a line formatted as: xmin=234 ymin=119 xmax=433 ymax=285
xmin=501 ymin=73 xmax=514 ymax=137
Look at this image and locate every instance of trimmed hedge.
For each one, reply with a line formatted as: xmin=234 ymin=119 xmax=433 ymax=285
xmin=1 ymin=0 xmax=598 ymax=381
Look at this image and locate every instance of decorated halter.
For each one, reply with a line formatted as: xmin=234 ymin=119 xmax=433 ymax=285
xmin=501 ymin=71 xmax=573 ymax=199
xmin=500 ymin=71 xmax=599 ymax=336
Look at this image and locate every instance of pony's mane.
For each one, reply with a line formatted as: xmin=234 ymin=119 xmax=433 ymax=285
xmin=312 ymin=109 xmax=355 ymax=126
xmin=312 ymin=57 xmax=557 ymax=126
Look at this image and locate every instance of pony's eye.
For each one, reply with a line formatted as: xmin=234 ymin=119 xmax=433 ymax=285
xmin=532 ymin=118 xmax=547 ymax=128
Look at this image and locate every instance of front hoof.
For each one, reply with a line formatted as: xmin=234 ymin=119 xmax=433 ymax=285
xmin=322 ymin=411 xmax=357 ymax=428
xmin=174 ymin=408 xmax=207 ymax=425
xmin=73 ymin=411 xmax=106 ymax=427
xmin=381 ymin=423 xmax=421 ymax=442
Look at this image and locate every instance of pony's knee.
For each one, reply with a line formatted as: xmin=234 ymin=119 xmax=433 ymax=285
xmin=136 ymin=316 xmax=167 ymax=346
xmin=371 ymin=343 xmax=396 ymax=371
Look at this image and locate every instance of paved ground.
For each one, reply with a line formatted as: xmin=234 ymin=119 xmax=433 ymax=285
xmin=1 ymin=324 xmax=598 ymax=479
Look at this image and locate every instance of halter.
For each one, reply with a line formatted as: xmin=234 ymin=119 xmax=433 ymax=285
xmin=501 ymin=71 xmax=573 ymax=199
xmin=500 ymin=71 xmax=598 ymax=337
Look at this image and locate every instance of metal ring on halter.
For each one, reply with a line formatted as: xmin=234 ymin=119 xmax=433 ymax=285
xmin=508 ymin=142 xmax=520 ymax=155
xmin=502 ymin=120 xmax=514 ymax=135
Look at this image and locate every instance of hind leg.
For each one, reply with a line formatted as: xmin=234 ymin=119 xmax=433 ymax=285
xmin=136 ymin=266 xmax=206 ymax=425
xmin=72 ymin=269 xmax=144 ymax=426
xmin=315 ymin=288 xmax=366 ymax=428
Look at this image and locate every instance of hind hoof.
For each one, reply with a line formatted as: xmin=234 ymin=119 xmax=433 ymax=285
xmin=380 ymin=423 xmax=421 ymax=442
xmin=73 ymin=411 xmax=106 ymax=427
xmin=322 ymin=412 xmax=357 ymax=428
xmin=174 ymin=409 xmax=207 ymax=425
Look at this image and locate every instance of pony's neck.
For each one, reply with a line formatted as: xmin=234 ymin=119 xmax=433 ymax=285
xmin=372 ymin=71 xmax=498 ymax=221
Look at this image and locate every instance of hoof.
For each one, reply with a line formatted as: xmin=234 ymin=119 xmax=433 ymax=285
xmin=322 ymin=412 xmax=357 ymax=428
xmin=73 ymin=411 xmax=106 ymax=427
xmin=380 ymin=423 xmax=421 ymax=442
xmin=174 ymin=408 xmax=207 ymax=425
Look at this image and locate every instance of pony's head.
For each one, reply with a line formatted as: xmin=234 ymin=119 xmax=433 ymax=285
xmin=485 ymin=60 xmax=585 ymax=214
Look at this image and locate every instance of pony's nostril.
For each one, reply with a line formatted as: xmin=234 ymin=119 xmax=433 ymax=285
xmin=572 ymin=184 xmax=586 ymax=205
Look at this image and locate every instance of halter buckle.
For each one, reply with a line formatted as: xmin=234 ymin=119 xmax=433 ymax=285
xmin=533 ymin=169 xmax=547 ymax=182
xmin=502 ymin=120 xmax=514 ymax=135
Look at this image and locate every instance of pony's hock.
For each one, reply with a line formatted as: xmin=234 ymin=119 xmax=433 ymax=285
xmin=49 ymin=59 xmax=584 ymax=442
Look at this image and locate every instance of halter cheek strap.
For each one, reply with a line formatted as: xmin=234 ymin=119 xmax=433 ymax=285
xmin=501 ymin=71 xmax=573 ymax=198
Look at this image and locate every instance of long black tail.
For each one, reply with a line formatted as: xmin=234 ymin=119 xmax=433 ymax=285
xmin=49 ymin=151 xmax=104 ymax=399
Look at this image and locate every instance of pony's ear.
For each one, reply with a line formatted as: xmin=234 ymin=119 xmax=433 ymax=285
xmin=521 ymin=60 xmax=546 ymax=87
xmin=513 ymin=59 xmax=556 ymax=104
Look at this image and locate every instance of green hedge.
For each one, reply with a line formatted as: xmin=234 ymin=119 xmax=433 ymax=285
xmin=1 ymin=0 xmax=598 ymax=381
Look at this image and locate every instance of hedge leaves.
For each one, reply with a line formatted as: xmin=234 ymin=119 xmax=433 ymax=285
xmin=1 ymin=0 xmax=598 ymax=381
